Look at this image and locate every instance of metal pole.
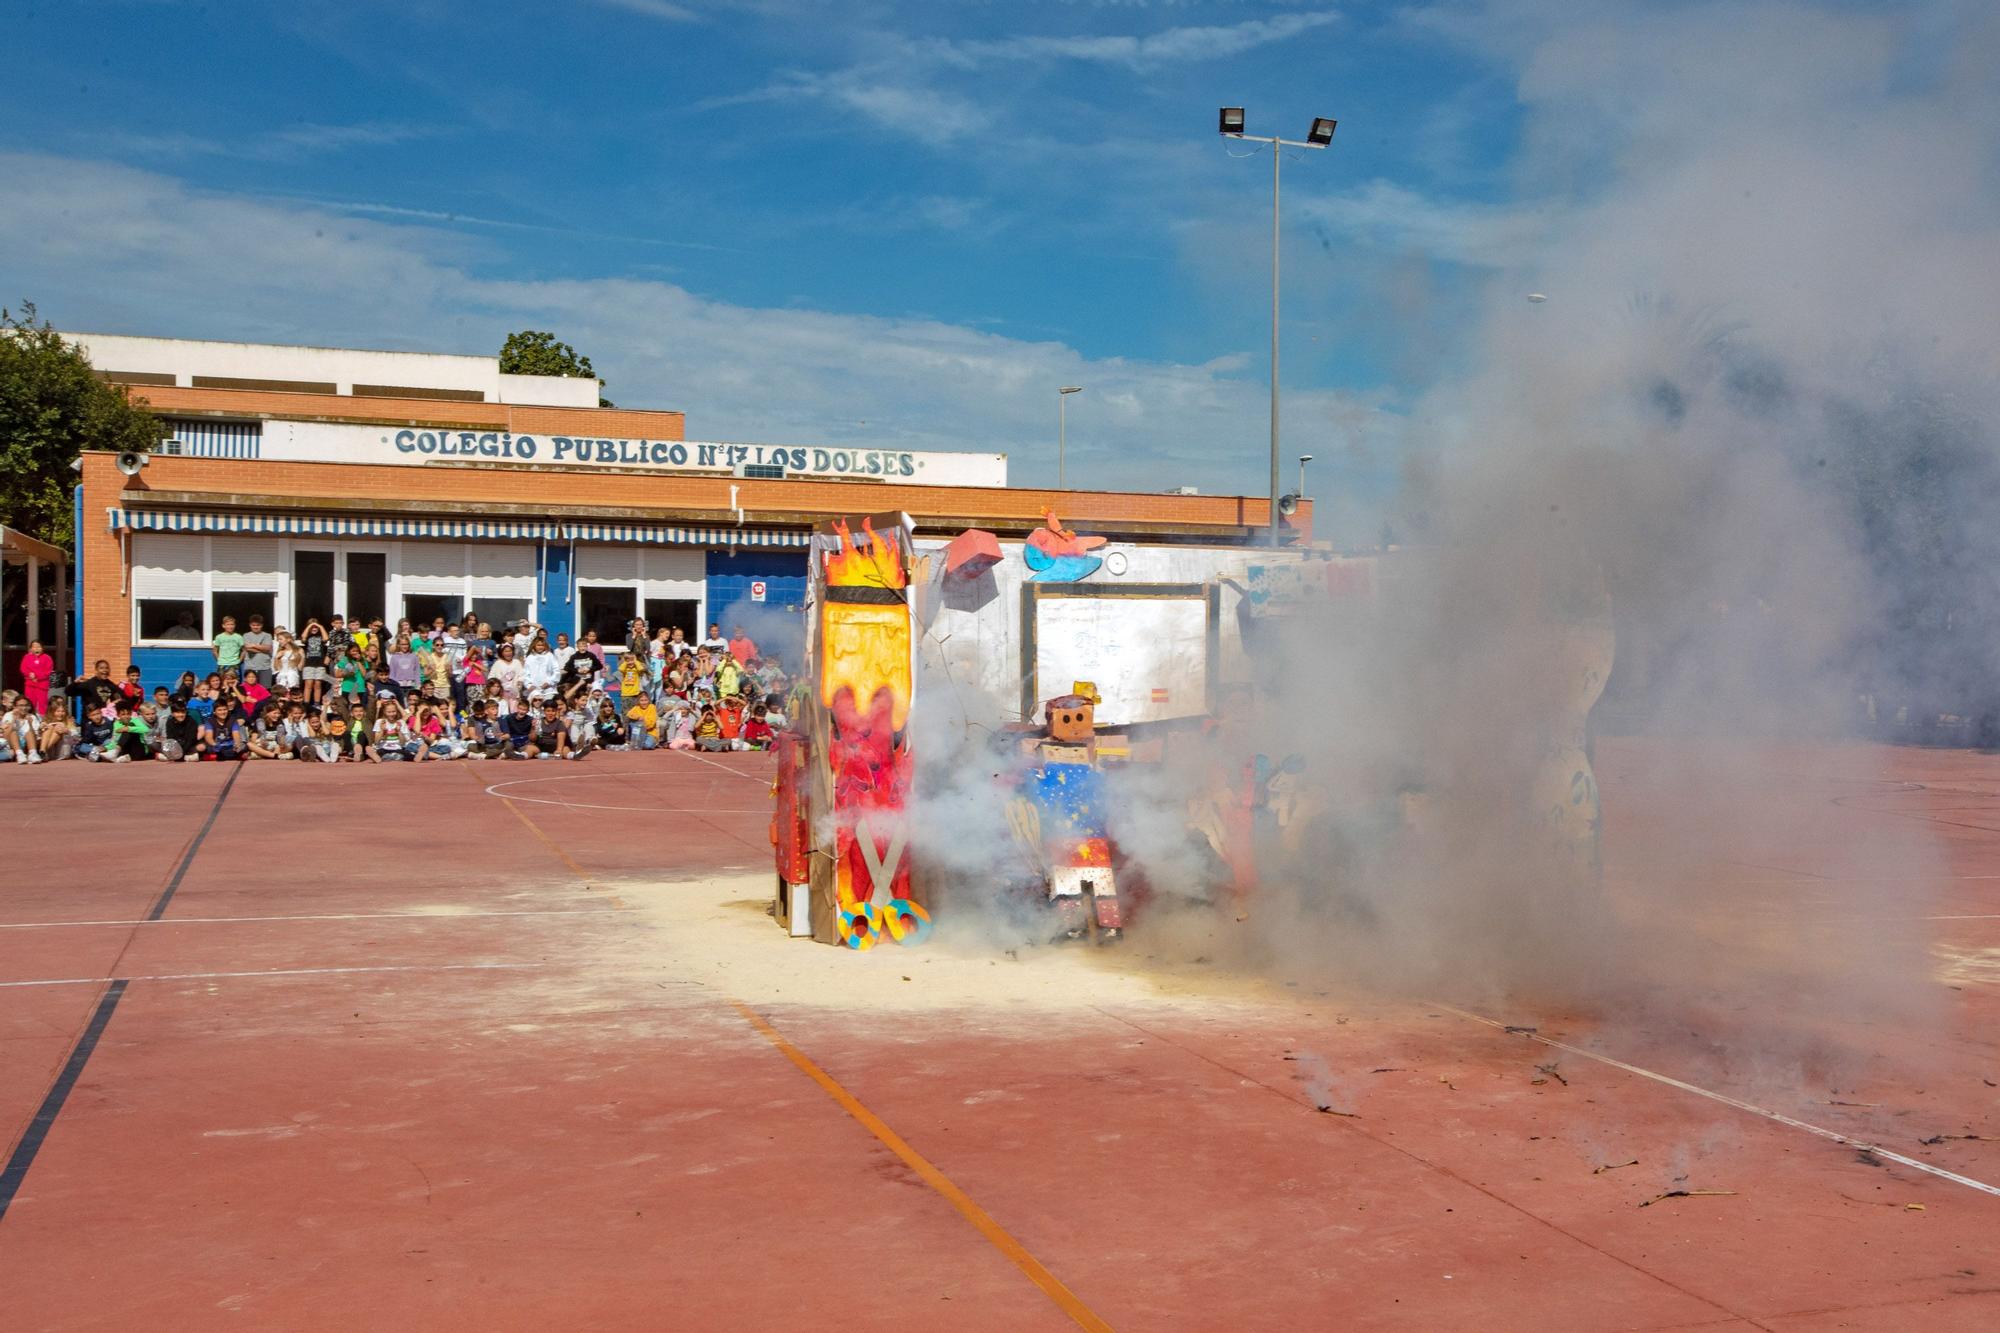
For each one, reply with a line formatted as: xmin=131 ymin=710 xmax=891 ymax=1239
xmin=1298 ymin=456 xmax=1307 ymax=497
xmin=1269 ymin=141 xmax=1282 ymax=547
xmin=1058 ymin=391 xmax=1066 ymax=490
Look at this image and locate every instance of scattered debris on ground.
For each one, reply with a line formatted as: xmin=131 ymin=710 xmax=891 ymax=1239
xmin=1640 ymin=1189 xmax=1736 ymax=1208
xmin=1534 ymin=1062 xmax=1568 ymax=1086
xmin=1593 ymin=1159 xmax=1640 ymax=1175
xmin=1919 ymin=1134 xmax=1996 ymax=1145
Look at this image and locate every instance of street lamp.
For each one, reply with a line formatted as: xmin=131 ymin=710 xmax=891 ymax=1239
xmin=1220 ymin=107 xmax=1337 ymax=545
xmin=1058 ymin=385 xmax=1084 ymax=488
xmin=1298 ymin=453 xmax=1313 ymax=497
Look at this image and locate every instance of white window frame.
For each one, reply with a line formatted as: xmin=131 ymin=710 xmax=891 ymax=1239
xmin=129 ymin=534 xmax=540 ymax=647
xmin=570 ymin=546 xmax=704 ymax=653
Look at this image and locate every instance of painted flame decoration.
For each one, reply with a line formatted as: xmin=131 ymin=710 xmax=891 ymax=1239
xmin=823 ymin=517 xmax=907 ymax=589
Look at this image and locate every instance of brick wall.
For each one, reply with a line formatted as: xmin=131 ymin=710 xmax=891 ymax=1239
xmin=79 ymin=453 xmax=133 ymax=674
xmin=125 ymin=385 xmax=685 ymax=440
xmin=102 ymin=453 xmax=1308 ymax=534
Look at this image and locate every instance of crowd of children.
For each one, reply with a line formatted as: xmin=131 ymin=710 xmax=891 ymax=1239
xmin=2 ymin=614 xmax=793 ymax=765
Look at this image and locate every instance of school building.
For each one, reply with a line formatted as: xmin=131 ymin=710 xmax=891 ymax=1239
xmin=67 ymin=333 xmax=1314 ymax=684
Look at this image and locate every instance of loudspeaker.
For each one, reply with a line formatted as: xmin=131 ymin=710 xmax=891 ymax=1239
xmin=1277 ymin=492 xmax=1301 ymax=516
xmin=115 ymin=450 xmax=150 ymax=476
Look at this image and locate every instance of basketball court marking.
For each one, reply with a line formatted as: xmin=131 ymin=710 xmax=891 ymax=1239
xmin=1438 ymin=1004 xmax=2000 ymax=1201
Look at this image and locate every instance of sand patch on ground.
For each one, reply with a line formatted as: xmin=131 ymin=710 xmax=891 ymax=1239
xmin=608 ymin=872 xmax=1289 ymax=1016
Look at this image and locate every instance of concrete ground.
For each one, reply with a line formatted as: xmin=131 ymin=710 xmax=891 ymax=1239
xmin=0 ymin=739 xmax=1995 ymax=1330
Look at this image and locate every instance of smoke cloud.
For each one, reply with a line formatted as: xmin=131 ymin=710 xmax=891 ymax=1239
xmin=904 ymin=2 xmax=1994 ymax=1098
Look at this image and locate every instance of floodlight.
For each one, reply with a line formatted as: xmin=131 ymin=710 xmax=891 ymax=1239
xmin=1306 ymin=117 xmax=1337 ymax=146
xmin=1219 ymin=107 xmax=1246 ymax=136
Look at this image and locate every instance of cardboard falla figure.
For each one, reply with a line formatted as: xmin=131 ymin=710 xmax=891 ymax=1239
xmin=1014 ymin=683 xmax=1124 ymax=944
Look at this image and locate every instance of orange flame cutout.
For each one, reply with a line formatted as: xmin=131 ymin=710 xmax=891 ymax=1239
xmin=1038 ymin=506 xmax=1078 ymax=542
xmin=823 ymin=517 xmax=907 ymax=589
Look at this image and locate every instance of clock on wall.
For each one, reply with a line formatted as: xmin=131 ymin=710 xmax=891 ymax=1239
xmin=1104 ymin=550 xmax=1129 ymax=576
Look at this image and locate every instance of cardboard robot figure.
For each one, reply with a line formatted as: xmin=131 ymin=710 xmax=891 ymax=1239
xmin=1021 ymin=685 xmax=1124 ymax=944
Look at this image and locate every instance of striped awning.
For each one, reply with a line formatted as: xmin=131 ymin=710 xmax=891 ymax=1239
xmin=562 ymin=522 xmax=809 ymax=548
xmin=107 ymin=509 xmax=559 ymax=540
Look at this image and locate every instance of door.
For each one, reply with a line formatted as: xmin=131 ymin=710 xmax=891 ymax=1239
xmin=344 ymin=552 xmax=387 ymax=625
xmin=293 ymin=550 xmax=335 ymax=627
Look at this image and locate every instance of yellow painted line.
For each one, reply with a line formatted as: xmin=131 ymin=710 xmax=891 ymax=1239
xmin=731 ymin=1000 xmax=1113 ymax=1332
xmin=469 ymin=767 xmax=623 ymax=903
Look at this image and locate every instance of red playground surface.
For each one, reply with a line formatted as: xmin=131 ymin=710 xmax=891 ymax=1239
xmin=0 ymin=739 xmax=1996 ymax=1330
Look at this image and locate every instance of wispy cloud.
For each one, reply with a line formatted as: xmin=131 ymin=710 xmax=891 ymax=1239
xmin=255 ymin=194 xmax=743 ymax=252
xmin=931 ymin=11 xmax=1341 ymax=70
xmin=700 ymin=11 xmax=1342 ymax=143
xmin=592 ymin=0 xmax=698 ymax=21
xmin=90 ymin=121 xmax=445 ymax=163
xmin=1295 ymin=179 xmax=1549 ymax=267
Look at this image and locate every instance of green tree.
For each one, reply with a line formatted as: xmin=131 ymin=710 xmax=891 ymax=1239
xmin=498 ymin=329 xmax=612 ymax=406
xmin=0 ymin=303 xmax=164 ymax=548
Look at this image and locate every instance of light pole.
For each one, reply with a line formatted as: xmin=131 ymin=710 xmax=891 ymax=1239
xmin=1220 ymin=108 xmax=1336 ymax=545
xmin=1057 ymin=385 xmax=1083 ymax=488
xmin=1298 ymin=453 xmax=1313 ymax=497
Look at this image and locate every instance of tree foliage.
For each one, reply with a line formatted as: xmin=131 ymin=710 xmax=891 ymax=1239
xmin=0 ymin=303 xmax=164 ymax=548
xmin=498 ymin=329 xmax=612 ymax=406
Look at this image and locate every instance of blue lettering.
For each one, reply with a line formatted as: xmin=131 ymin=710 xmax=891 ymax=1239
xmin=668 ymin=443 xmax=688 ymax=465
xmin=649 ymin=441 xmax=667 ymax=463
xmin=515 ymin=434 xmax=537 ymax=459
xmin=728 ymin=445 xmax=748 ymax=467
xmin=790 ymin=448 xmax=808 ymax=472
xmin=596 ymin=439 xmax=615 ymax=462
xmin=394 ymin=429 xmax=417 ymax=453
xmin=900 ymin=454 xmax=916 ymax=476
xmin=551 ymin=436 xmax=575 ymax=460
xmin=832 ymin=451 xmax=851 ymax=474
xmin=698 ymin=444 xmax=718 ymax=467
xmin=416 ymin=432 xmax=439 ymax=455
xmin=865 ymin=452 xmax=883 ymax=475
xmin=812 ymin=449 xmax=830 ymax=472
xmin=478 ymin=432 xmax=500 ymax=456
xmin=458 ymin=432 xmax=479 ymax=454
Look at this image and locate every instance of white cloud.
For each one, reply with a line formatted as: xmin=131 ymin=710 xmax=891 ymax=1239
xmin=0 ymin=151 xmax=1402 ymax=522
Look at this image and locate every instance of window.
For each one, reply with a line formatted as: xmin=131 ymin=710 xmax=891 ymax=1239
xmin=645 ymin=598 xmax=700 ymax=642
xmin=471 ymin=597 xmax=530 ymax=632
xmin=402 ymin=593 xmax=464 ymax=628
xmin=212 ymin=591 xmax=275 ymax=635
xmin=137 ymin=599 xmax=205 ymax=641
xmin=578 ymin=585 xmax=637 ymax=648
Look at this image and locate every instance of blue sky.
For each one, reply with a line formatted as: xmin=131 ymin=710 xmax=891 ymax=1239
xmin=8 ymin=1 xmax=1986 ymax=535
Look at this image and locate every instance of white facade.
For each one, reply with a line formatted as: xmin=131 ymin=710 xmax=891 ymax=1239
xmin=66 ymin=332 xmax=598 ymax=407
xmin=237 ymin=418 xmax=1008 ymax=487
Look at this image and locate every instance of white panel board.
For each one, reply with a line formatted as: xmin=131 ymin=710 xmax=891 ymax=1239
xmin=132 ymin=533 xmax=207 ymax=599
xmin=207 ymin=536 xmax=282 ymax=590
xmin=576 ymin=546 xmax=640 ymax=581
xmin=1033 ymin=594 xmax=1208 ymax=726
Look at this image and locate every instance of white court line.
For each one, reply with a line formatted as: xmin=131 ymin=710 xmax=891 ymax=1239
xmin=483 ymin=773 xmax=768 ymax=813
xmin=671 ymin=749 xmax=771 ymax=784
xmin=1436 ymin=1003 xmax=2000 ymax=1201
xmin=0 ymin=962 xmax=544 ymax=989
xmin=0 ymin=908 xmax=615 ymax=931
xmin=1928 ymin=914 xmax=2000 ymax=921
